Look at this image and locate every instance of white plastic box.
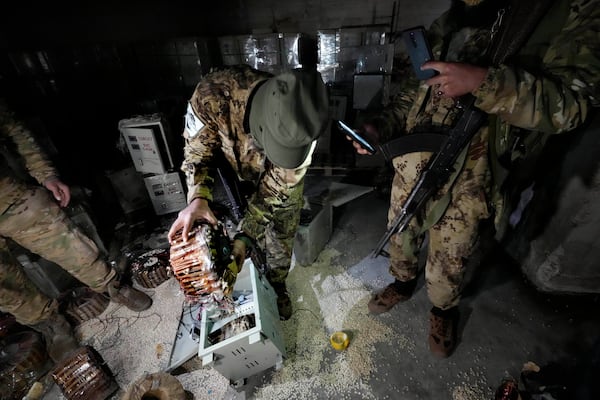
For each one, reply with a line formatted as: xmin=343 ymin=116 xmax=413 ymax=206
xmin=198 ymin=263 xmax=286 ymax=383
xmin=118 ymin=114 xmax=175 ymax=174
xmin=143 ymin=172 xmax=187 ymax=215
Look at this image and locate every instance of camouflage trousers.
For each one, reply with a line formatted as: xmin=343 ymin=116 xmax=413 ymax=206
xmin=387 ymin=130 xmax=491 ymax=310
xmin=241 ymin=166 xmax=305 ymax=285
xmin=0 ymin=186 xmax=115 ymax=325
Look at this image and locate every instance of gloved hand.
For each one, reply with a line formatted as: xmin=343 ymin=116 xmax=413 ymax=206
xmin=222 ymin=257 xmax=240 ymax=296
xmin=221 ymin=238 xmax=248 ymax=295
xmin=231 ymin=239 xmax=247 ymax=272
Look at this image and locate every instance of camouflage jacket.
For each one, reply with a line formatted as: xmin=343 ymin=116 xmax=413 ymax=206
xmin=183 ymin=65 xmax=272 ymax=203
xmin=183 ymin=65 xmax=314 ymax=252
xmin=371 ymin=0 xmax=600 ymax=230
xmin=0 ymin=100 xmax=58 ymax=213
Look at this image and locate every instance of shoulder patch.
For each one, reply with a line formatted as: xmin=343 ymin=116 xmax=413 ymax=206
xmin=185 ymin=102 xmax=205 ymax=137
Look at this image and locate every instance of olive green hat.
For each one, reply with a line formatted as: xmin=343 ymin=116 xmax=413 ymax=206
xmin=249 ymin=69 xmax=329 ymax=169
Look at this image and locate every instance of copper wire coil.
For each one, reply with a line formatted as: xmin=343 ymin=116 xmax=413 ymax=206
xmin=64 ymin=287 xmax=110 ymax=326
xmin=169 ymin=246 xmax=210 ymax=262
xmin=173 ymin=268 xmax=217 ymax=281
xmin=130 ymin=249 xmax=171 ymax=288
xmin=169 ymin=259 xmax=211 ymax=272
xmin=169 ymin=225 xmax=227 ymax=302
xmin=0 ymin=331 xmax=49 ymax=399
xmin=52 ymin=346 xmax=117 ymax=400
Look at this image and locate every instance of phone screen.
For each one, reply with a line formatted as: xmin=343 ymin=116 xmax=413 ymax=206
xmin=337 ymin=120 xmax=376 ymax=154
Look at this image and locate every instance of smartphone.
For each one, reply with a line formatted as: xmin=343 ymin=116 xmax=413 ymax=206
xmin=337 ymin=120 xmax=377 ymax=155
xmin=401 ymin=26 xmax=436 ymax=80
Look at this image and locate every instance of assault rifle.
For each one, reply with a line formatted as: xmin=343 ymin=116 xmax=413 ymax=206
xmin=372 ymin=95 xmax=487 ymax=258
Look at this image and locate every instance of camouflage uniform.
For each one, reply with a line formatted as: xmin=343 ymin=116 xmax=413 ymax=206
xmin=183 ymin=65 xmax=312 ymax=284
xmin=371 ymin=0 xmax=600 ymax=310
xmin=0 ymin=101 xmax=115 ymax=325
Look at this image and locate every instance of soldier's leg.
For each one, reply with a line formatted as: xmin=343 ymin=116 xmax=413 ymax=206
xmin=0 ymin=187 xmax=151 ymax=311
xmin=0 ymin=237 xmax=55 ymax=325
xmin=425 ymin=194 xmax=486 ymax=358
xmin=425 ymin=133 xmax=490 ymax=311
xmin=0 ymin=187 xmax=114 ymax=290
xmin=0 ymin=237 xmax=79 ymax=362
xmin=242 ymin=166 xmax=305 ymax=320
xmin=368 ymin=153 xmax=430 ymax=314
xmin=425 ymin=135 xmax=490 ymax=358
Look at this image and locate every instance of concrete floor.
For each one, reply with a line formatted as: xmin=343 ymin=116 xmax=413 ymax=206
xmin=240 ymin=174 xmax=600 ymax=399
xmin=315 ymin=188 xmax=600 ymax=399
xmin=35 ymin=173 xmax=600 ymax=400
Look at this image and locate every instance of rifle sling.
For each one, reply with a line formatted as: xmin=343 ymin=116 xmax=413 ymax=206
xmin=489 ymin=0 xmax=557 ymax=65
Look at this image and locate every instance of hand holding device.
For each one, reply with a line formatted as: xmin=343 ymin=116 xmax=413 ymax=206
xmin=337 ymin=120 xmax=377 ymax=155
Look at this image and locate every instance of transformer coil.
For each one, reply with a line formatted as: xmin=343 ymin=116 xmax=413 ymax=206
xmin=130 ymin=249 xmax=171 ymax=288
xmin=63 ymin=287 xmax=110 ymax=326
xmin=52 ymin=346 xmax=117 ymax=400
xmin=0 ymin=331 xmax=49 ymax=399
xmin=169 ymin=224 xmax=235 ymax=306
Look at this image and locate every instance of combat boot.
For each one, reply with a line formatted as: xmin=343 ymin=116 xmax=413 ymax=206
xmin=368 ymin=278 xmax=417 ymax=314
xmin=428 ymin=306 xmax=459 ymax=358
xmin=270 ymin=282 xmax=292 ymax=321
xmin=30 ymin=312 xmax=79 ymax=363
xmin=107 ymin=278 xmax=152 ymax=312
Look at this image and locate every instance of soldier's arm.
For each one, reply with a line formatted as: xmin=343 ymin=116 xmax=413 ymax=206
xmin=473 ymin=2 xmax=600 ymax=134
xmin=0 ymin=102 xmax=58 ymax=185
xmin=169 ymin=102 xmax=221 ymax=243
xmin=181 ymin=121 xmax=220 ymax=204
xmin=181 ymin=83 xmax=223 ymax=204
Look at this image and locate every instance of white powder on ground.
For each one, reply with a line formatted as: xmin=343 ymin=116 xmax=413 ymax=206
xmin=253 ymin=248 xmax=413 ymax=399
xmin=450 ymin=368 xmax=493 ymax=400
xmin=45 ymin=243 xmax=491 ymax=400
xmin=73 ymin=278 xmax=235 ymax=399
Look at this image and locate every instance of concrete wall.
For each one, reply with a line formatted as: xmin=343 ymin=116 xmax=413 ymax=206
xmin=208 ymin=0 xmax=446 ymax=34
xmin=1 ymin=0 xmax=449 ymax=48
xmin=506 ymin=112 xmax=600 ymax=295
xmin=2 ymin=0 xmax=598 ymax=295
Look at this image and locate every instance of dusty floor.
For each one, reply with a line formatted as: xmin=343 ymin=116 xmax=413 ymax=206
xmin=38 ymin=175 xmax=600 ymax=400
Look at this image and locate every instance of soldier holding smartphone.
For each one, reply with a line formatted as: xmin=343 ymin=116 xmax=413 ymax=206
xmin=347 ymin=0 xmax=600 ymax=358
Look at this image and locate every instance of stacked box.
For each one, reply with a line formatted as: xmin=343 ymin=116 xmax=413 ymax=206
xmin=118 ymin=114 xmax=175 ymax=174
xmin=239 ymin=34 xmax=282 ymax=74
xmin=218 ymin=36 xmax=242 ymax=66
xmin=281 ymin=33 xmax=302 ymax=69
xmin=144 ymin=172 xmax=187 ymax=216
xmin=317 ymin=30 xmax=340 ymax=84
xmin=338 ymin=27 xmax=393 ymax=82
xmin=119 ymin=114 xmax=187 ymax=216
xmin=318 ymin=27 xmax=394 ymax=84
xmin=218 ymin=33 xmax=303 ymax=75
